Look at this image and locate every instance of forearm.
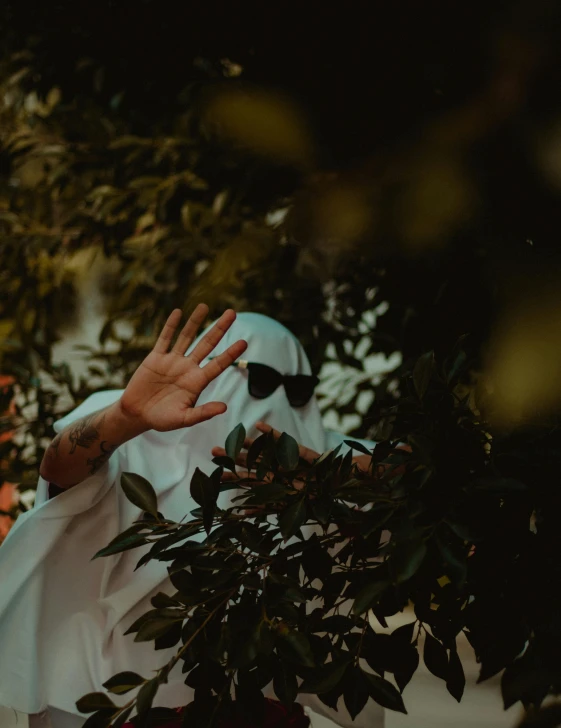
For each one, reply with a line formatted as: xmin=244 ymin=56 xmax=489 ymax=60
xmin=39 ymin=399 xmax=147 ymax=489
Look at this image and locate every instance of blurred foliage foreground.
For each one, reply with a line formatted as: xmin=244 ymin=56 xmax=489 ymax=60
xmin=3 ymin=1 xmax=561 ymax=724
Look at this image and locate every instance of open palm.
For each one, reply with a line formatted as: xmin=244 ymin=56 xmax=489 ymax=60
xmin=120 ymin=305 xmax=247 ymax=432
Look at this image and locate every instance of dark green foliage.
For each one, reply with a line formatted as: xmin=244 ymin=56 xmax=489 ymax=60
xmin=3 ymin=3 xmax=561 ymax=723
xmin=80 ymin=392 xmax=561 ymax=723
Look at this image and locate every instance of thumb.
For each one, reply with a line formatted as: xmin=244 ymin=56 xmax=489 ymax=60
xmin=184 ymin=401 xmax=227 ymax=428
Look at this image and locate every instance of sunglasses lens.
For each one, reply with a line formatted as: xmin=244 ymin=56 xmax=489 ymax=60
xmin=248 ymin=364 xmax=281 ymax=399
xmin=284 ymin=375 xmax=319 ymax=407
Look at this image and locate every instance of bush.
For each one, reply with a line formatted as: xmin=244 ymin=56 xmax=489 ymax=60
xmin=77 ymin=342 xmax=561 ymax=725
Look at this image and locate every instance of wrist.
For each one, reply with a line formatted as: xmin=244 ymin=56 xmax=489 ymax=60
xmin=110 ymin=398 xmax=150 ymax=442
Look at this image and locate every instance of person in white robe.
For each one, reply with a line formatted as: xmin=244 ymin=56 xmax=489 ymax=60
xmin=0 ymin=308 xmax=382 ymax=728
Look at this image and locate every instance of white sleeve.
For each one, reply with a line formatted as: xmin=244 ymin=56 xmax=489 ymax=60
xmin=53 ymin=390 xmax=125 ymax=433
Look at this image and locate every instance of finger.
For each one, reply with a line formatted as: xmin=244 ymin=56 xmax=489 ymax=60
xmin=183 ymin=401 xmax=227 ymax=428
xmin=153 ymin=309 xmax=182 ymax=354
xmin=256 ymin=421 xmax=320 ymax=464
xmin=171 ymin=303 xmax=209 ymax=355
xmin=213 ymin=444 xmax=256 ymax=457
xmin=353 ymin=454 xmax=372 ymax=473
xmin=201 ymin=339 xmax=247 ymax=382
xmin=188 ymin=309 xmax=237 ymax=365
xmin=221 ymin=470 xmax=254 ymax=483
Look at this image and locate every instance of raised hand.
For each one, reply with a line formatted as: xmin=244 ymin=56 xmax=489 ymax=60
xmin=211 ymin=421 xmax=377 ymax=479
xmin=210 ymin=422 xmax=320 ymax=496
xmin=39 ymin=304 xmax=246 ymax=489
xmin=120 ymin=304 xmax=247 ymax=432
xmin=246 ymin=424 xmax=385 ymax=474
xmin=211 ymin=421 xmax=320 ymax=476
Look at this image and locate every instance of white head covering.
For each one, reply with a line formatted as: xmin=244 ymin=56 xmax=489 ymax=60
xmin=0 ymin=313 xmax=381 ymax=728
xmin=54 ymin=312 xmax=328 ymax=458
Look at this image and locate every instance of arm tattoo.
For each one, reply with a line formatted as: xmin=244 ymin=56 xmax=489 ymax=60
xmin=68 ymin=412 xmax=106 ymax=454
xmin=86 ymin=441 xmax=115 ymax=475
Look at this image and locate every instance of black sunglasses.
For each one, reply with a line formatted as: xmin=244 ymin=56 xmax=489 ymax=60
xmin=211 ymin=359 xmax=319 ymax=407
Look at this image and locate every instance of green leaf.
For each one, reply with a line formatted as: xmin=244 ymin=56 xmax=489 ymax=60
xmin=363 ymin=633 xmax=394 ymax=676
xmin=343 ymin=667 xmax=370 ymax=720
xmin=190 ymin=467 xmax=217 ymax=534
xmin=123 ymin=610 xmax=154 ymax=636
xmin=237 ymin=523 xmax=268 ymax=555
xmin=120 ymin=472 xmax=158 ymax=517
xmin=311 ymin=497 xmax=333 ymax=525
xmin=256 ymin=458 xmax=273 ymax=481
xmin=92 ymin=531 xmax=149 ymax=560
xmin=246 ymin=482 xmax=288 ymax=505
xmin=424 ymin=633 xmax=448 ymax=680
xmin=437 ymin=537 xmax=467 ymax=588
xmin=134 ymin=618 xmax=181 ymax=642
xmin=318 ymin=687 xmax=343 ymax=711
xmin=76 ymin=693 xmax=117 ymax=714
xmin=169 ymin=569 xmax=195 ymax=597
xmin=225 ymin=423 xmax=246 ymax=460
xmin=102 ymin=671 xmax=145 ymax=695
xmin=273 ymin=660 xmax=298 ymax=706
xmin=391 ymin=622 xmax=416 ymax=645
xmin=135 ymin=679 xmax=159 ymax=716
xmin=446 ymin=647 xmax=465 ymax=702
xmin=392 ymin=540 xmax=427 ymax=584
xmin=344 ymin=440 xmax=373 ymax=456
xmin=154 ymin=620 xmax=183 ymax=651
xmin=301 ymin=536 xmax=333 ymax=583
xmin=393 ymin=643 xmax=420 ymax=693
xmin=312 ymin=615 xmax=354 ymax=634
xmin=189 ymin=467 xmax=211 ymax=507
xmin=413 ymin=351 xmax=434 ymax=400
xmin=109 ymin=706 xmax=133 ymax=728
xmin=499 ymin=655 xmax=554 ymax=711
xmin=246 ymin=433 xmax=267 ymax=472
xmin=445 ymin=519 xmax=480 ymax=543
xmin=279 ymin=498 xmax=307 ymax=540
xmin=352 ymin=579 xmax=389 ymax=615
xmin=276 ymin=432 xmax=300 ymax=470
xmin=364 ymin=672 xmax=407 ymax=713
xmin=212 ymin=455 xmax=237 ymax=474
xmin=150 ymin=591 xmax=179 ymax=608
xmin=299 ymin=658 xmax=350 ymax=694
xmin=254 ymin=621 xmax=275 ymax=655
xmin=279 ymin=629 xmax=315 ymax=667
xmin=388 ymin=622 xmax=419 ymax=689
xmin=210 ymin=464 xmax=223 ymax=498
